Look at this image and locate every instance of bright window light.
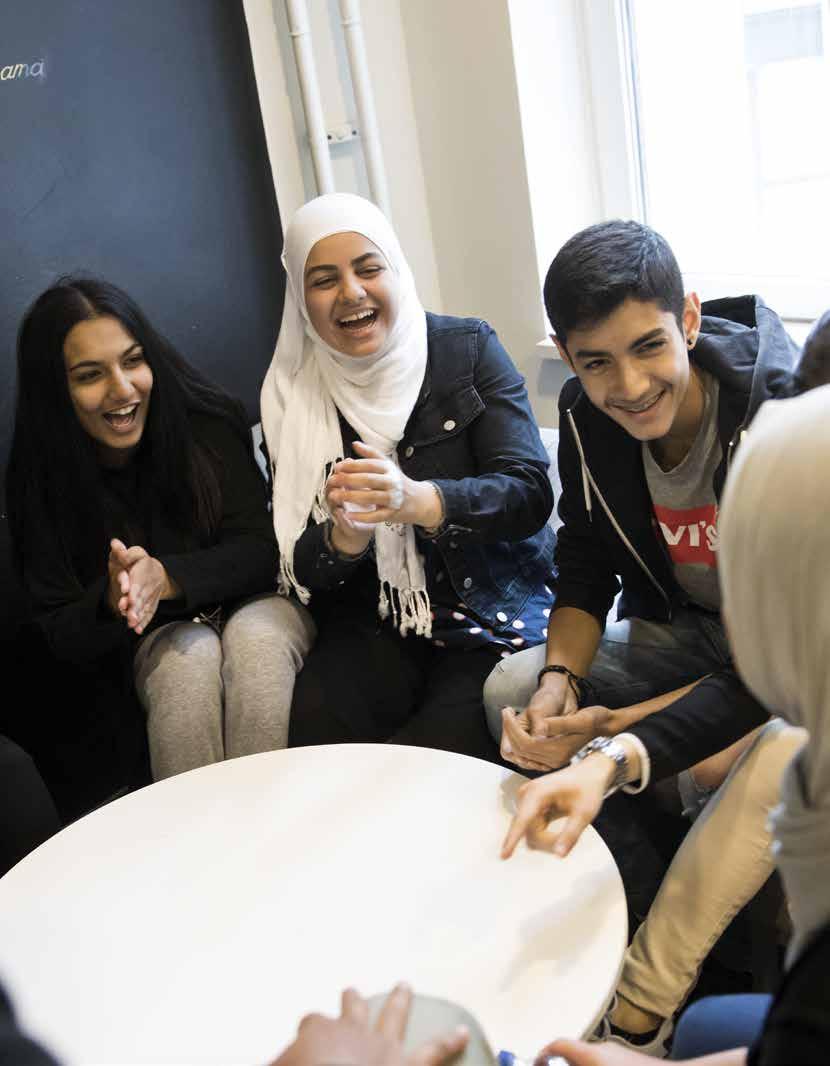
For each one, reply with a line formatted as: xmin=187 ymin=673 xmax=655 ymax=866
xmin=626 ymin=0 xmax=830 ymax=317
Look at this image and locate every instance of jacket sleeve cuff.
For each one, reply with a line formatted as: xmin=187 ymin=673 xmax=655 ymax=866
xmin=616 ymin=732 xmax=651 ymax=794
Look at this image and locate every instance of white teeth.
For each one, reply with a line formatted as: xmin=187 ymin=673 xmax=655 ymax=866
xmin=617 ymin=394 xmax=661 ymax=413
xmin=339 ymin=309 xmax=375 ymax=324
xmin=107 ymin=404 xmax=138 ymax=416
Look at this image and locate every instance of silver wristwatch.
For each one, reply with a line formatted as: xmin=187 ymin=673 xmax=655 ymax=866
xmin=570 ymin=736 xmax=630 ymax=797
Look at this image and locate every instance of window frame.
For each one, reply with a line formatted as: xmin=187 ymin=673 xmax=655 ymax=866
xmin=583 ymin=0 xmax=830 ymax=322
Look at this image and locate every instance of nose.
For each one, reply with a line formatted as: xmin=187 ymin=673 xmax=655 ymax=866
xmin=613 ymin=358 xmax=651 ymax=403
xmin=339 ymin=271 xmax=367 ymax=303
xmin=109 ymin=366 xmax=136 ymax=404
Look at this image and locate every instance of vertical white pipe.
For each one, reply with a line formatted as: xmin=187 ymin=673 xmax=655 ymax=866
xmin=338 ymin=0 xmax=391 ymax=216
xmin=284 ymin=0 xmax=335 ymax=195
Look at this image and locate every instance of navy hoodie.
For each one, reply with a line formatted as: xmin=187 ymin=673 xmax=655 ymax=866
xmin=554 ymin=295 xmax=798 ymax=778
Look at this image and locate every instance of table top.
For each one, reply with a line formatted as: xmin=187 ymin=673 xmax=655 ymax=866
xmin=0 ymin=744 xmax=626 ymax=1065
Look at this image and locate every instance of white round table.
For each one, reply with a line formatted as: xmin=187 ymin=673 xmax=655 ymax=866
xmin=0 ymin=745 xmax=626 ymax=1065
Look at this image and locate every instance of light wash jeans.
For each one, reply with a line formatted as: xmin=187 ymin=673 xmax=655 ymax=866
xmin=483 ymin=607 xmax=731 ymax=743
xmin=619 ymin=718 xmax=805 ymax=1019
xmin=134 ymin=593 xmax=315 ymax=780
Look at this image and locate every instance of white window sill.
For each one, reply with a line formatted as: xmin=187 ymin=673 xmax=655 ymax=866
xmin=537 ymin=337 xmax=561 ymax=361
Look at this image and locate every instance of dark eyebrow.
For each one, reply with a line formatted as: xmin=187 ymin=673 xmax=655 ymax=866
xmin=305 ymin=263 xmax=336 ymax=279
xmin=573 ymin=327 xmax=667 ymax=361
xmin=68 ymin=342 xmax=142 ymax=371
xmin=629 ymin=327 xmax=666 ymax=349
xmin=304 ymin=251 xmax=384 ymax=280
xmin=352 ymin=252 xmax=383 ymax=266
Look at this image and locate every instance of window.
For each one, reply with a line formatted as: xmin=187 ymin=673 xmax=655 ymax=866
xmin=586 ymin=0 xmax=830 ymax=319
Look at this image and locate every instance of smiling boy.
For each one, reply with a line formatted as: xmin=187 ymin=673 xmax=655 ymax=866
xmin=484 ymin=220 xmax=797 ymax=781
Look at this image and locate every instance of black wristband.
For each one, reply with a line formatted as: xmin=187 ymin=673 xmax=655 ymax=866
xmin=537 ymin=664 xmax=592 ymax=705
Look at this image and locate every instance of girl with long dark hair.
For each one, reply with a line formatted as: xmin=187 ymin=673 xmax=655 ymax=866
xmin=6 ymin=278 xmax=314 ymax=781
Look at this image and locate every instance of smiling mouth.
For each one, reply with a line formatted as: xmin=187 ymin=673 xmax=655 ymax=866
xmin=337 ymin=308 xmax=378 ymax=332
xmin=611 ymin=391 xmax=664 ymax=416
xmin=103 ymin=403 xmax=140 ymax=430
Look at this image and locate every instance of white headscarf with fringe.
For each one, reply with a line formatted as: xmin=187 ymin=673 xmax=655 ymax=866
xmin=260 ymin=193 xmax=431 ymax=637
xmin=718 ymin=384 xmax=830 ymax=964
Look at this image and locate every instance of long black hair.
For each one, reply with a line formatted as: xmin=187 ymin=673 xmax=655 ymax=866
xmin=5 ymin=277 xmax=251 ymax=585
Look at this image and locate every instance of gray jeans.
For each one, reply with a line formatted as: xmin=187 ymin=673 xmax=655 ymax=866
xmin=134 ymin=593 xmax=315 ymax=780
xmin=483 ymin=607 xmax=731 ymax=742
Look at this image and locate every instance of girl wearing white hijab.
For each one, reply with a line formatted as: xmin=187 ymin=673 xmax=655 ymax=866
xmin=261 ymin=194 xmax=555 ymax=756
xmin=507 ymin=384 xmax=830 ymax=1066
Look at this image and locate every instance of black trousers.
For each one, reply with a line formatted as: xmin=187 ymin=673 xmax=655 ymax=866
xmin=289 ymin=604 xmax=506 ymax=764
xmin=0 ymin=735 xmax=61 ymax=877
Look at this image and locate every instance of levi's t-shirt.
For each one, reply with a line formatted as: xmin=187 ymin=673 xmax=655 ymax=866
xmin=642 ymin=370 xmax=722 ymax=611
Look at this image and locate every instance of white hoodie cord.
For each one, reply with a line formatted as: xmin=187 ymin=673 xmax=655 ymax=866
xmin=566 ymin=409 xmax=669 ymax=608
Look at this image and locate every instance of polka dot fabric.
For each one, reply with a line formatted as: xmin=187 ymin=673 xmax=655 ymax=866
xmin=425 ymin=541 xmax=554 ymax=654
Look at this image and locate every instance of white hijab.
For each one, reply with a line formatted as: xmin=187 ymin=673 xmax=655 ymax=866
xmin=260 ymin=193 xmax=431 ymax=636
xmin=718 ymin=384 xmax=830 ymax=964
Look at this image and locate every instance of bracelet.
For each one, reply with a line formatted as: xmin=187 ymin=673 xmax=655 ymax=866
xmin=323 ymin=519 xmax=372 ymax=563
xmin=537 ymin=664 xmax=591 ymax=704
xmin=571 ymin=736 xmax=630 ymax=798
xmin=419 ymin=481 xmax=447 ymax=539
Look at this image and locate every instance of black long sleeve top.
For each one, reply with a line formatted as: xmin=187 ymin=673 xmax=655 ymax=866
xmin=19 ymin=414 xmax=278 ymax=664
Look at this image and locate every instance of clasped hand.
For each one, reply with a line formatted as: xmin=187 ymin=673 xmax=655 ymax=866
xmin=325 ymin=441 xmax=443 ymax=538
xmin=500 ymin=695 xmax=612 ymax=774
xmin=107 ymin=538 xmax=176 ymax=635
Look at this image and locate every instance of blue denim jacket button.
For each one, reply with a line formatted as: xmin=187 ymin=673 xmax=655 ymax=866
xmin=463 ymin=577 xmax=473 ymax=589
xmin=443 ymin=419 xmax=456 ymax=431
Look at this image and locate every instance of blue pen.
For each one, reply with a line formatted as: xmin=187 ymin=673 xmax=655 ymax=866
xmin=497 ymin=1052 xmax=567 ymax=1066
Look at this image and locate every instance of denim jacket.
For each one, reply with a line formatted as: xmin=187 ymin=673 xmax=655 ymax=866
xmin=293 ymin=313 xmax=556 ymax=628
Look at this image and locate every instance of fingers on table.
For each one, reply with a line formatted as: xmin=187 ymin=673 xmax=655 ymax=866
xmin=375 ymin=982 xmax=413 ymax=1040
xmin=340 ymin=987 xmax=368 ymax=1025
xmin=410 ymin=1025 xmax=470 ymax=1066
xmin=502 ymin=777 xmax=590 ymax=859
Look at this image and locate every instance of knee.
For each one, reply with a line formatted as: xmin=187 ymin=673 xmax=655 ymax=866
xmin=482 ymin=660 xmax=511 ymax=742
xmin=731 ymin=720 xmax=807 ymax=813
xmin=0 ymin=735 xmax=35 ymax=778
xmin=223 ymin=596 xmax=316 ymax=666
xmin=136 ymin=624 xmax=222 ymax=697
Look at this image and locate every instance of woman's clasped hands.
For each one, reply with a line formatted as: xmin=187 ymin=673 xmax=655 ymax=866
xmin=325 ymin=441 xmax=443 ymax=554
xmin=106 ymin=538 xmax=179 ymax=635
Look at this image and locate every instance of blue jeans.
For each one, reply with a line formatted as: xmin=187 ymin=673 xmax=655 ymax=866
xmin=671 ymin=994 xmax=771 ymax=1058
xmin=483 ymin=607 xmax=731 ymax=741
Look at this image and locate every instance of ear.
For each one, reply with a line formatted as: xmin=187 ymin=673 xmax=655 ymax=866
xmin=552 ymin=334 xmax=575 ymax=370
xmin=683 ymin=292 xmax=702 ymax=347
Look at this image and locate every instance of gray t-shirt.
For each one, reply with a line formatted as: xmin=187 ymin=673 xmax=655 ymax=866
xmin=642 ymin=371 xmax=722 ymax=611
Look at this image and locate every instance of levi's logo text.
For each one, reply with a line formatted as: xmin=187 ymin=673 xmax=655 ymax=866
xmin=654 ymin=503 xmax=719 ymax=568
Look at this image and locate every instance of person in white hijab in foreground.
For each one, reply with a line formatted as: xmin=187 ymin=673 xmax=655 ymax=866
xmin=260 ymin=193 xmax=555 ymax=758
xmin=507 ymin=384 xmax=830 ymax=1066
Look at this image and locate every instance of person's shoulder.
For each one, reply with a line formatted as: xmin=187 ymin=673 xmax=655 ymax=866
xmin=425 ymin=311 xmax=488 ymax=339
xmin=187 ymin=409 xmax=252 ymax=454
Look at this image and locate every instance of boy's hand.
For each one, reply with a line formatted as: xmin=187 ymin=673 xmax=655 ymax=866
xmin=500 ymin=672 xmax=579 ymax=766
xmin=501 ymin=705 xmax=610 ymax=772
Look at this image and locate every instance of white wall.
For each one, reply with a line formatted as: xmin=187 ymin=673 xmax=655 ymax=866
xmin=242 ymin=0 xmax=442 ymax=311
xmin=242 ymin=0 xmax=605 ymax=424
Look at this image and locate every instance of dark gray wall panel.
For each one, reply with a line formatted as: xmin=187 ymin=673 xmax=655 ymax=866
xmin=0 ymin=0 xmax=285 ymax=485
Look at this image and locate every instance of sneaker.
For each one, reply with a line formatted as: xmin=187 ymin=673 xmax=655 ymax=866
xmin=591 ymin=996 xmax=673 ymax=1058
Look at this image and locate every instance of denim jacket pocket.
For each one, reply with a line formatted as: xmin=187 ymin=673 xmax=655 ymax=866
xmin=405 ymin=384 xmax=484 ymax=448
